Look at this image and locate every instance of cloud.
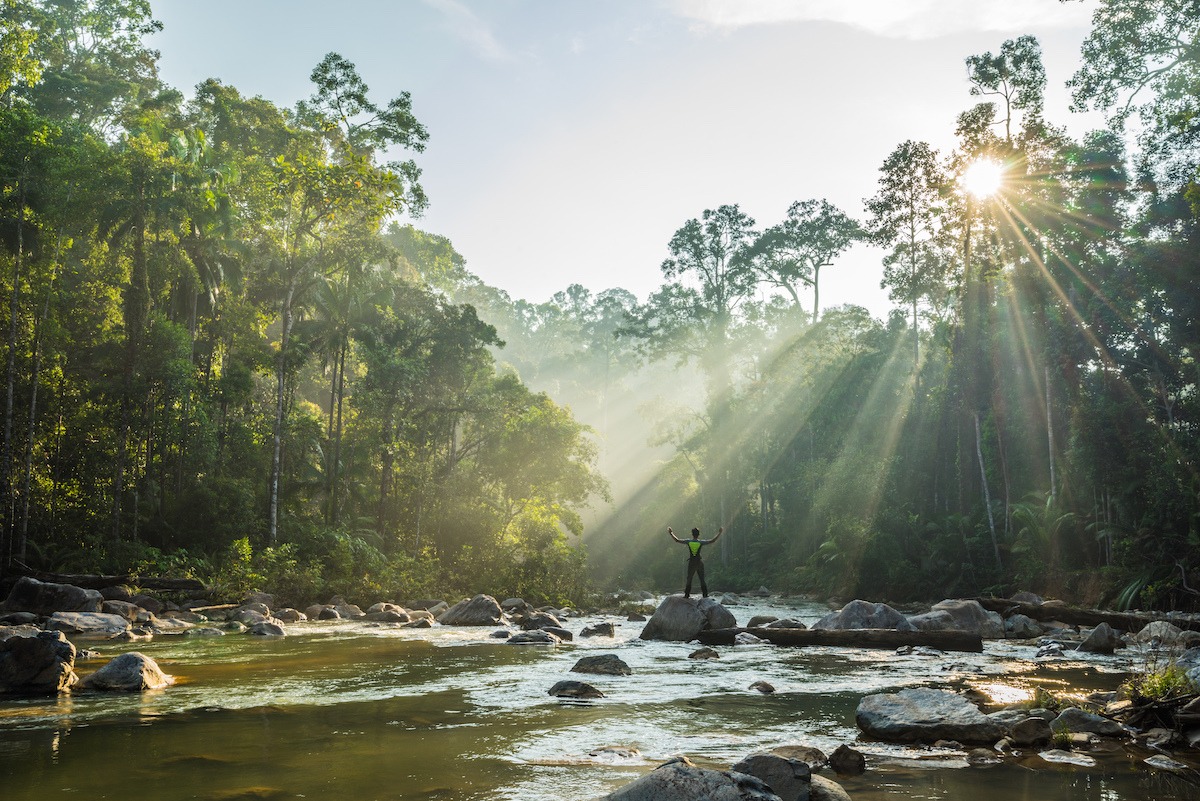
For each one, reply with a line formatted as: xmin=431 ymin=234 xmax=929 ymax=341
xmin=422 ymin=0 xmax=514 ymax=61
xmin=666 ymin=0 xmax=1093 ymax=39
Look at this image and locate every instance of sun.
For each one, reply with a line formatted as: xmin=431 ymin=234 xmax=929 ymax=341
xmin=962 ymin=158 xmax=1004 ymax=198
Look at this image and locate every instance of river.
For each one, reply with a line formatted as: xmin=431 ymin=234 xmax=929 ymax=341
xmin=2 ymin=596 xmax=1198 ymax=800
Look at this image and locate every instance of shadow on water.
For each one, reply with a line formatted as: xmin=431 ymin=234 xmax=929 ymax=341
xmin=3 ymin=599 xmax=1199 ymax=800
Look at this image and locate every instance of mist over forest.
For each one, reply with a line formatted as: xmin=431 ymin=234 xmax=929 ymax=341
xmin=1 ymin=0 xmax=1199 ymax=612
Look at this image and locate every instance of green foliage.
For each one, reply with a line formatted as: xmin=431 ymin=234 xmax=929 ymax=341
xmin=1125 ymin=661 xmax=1196 ymax=703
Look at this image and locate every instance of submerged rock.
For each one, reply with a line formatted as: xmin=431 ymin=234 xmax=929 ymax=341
xmin=548 ymin=680 xmax=604 ymax=699
xmin=571 ymin=654 xmax=631 ymax=676
xmin=856 ymin=688 xmax=1004 ymax=744
xmin=507 ymin=629 xmax=560 ymax=645
xmin=827 ymin=744 xmax=865 ymax=776
xmin=689 ymin=647 xmax=720 ymax=660
xmin=1050 ymin=707 xmax=1126 ymax=738
xmin=580 ymin=622 xmax=616 ymax=638
xmin=79 ymin=651 xmax=172 ymax=691
xmin=0 ymin=630 xmax=77 ymax=694
xmin=809 ymin=775 xmax=851 ymax=801
xmin=603 ymin=758 xmax=783 ymax=801
xmin=749 ymin=681 xmax=775 ymax=694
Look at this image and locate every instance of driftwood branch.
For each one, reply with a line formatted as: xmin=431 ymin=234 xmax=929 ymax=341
xmin=974 ymin=597 xmax=1200 ymax=633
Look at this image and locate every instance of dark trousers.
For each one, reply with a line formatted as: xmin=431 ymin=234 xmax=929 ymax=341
xmin=685 ymin=556 xmax=707 ymax=597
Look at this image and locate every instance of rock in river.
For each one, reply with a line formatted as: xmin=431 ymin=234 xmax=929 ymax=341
xmin=856 ymin=688 xmax=1004 ymax=744
xmin=730 ymin=752 xmax=810 ymax=801
xmin=78 ymin=651 xmax=173 ymax=691
xmin=571 ymin=654 xmax=631 ymax=676
xmin=0 ymin=630 xmax=77 ymax=694
xmin=639 ymin=596 xmax=737 ymax=642
xmin=439 ymin=594 xmax=504 ymax=626
xmin=1050 ymin=707 xmax=1126 ymax=738
xmin=2 ymin=576 xmax=103 ymax=615
xmin=812 ymin=599 xmax=915 ymax=632
xmin=548 ymin=680 xmax=604 ymax=699
xmin=45 ymin=611 xmax=130 ymax=638
xmin=603 ymin=758 xmax=783 ymax=801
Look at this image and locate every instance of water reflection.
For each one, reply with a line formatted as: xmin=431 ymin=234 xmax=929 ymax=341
xmin=0 ymin=597 xmax=1196 ymax=800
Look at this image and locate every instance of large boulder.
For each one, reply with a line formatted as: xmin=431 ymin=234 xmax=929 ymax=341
xmin=604 ymin=759 xmax=783 ymax=801
xmin=45 ymin=611 xmax=130 ymax=638
xmin=78 ymin=651 xmax=173 ymax=691
xmin=2 ymin=576 xmax=103 ymax=615
xmin=1134 ymin=620 xmax=1185 ymax=645
xmin=639 ymin=596 xmax=737 ymax=642
xmin=507 ymin=629 xmax=561 ymax=644
xmin=908 ymin=599 xmax=1003 ymax=639
xmin=439 ymin=594 xmax=504 ymax=626
xmin=0 ymin=630 xmax=77 ymax=694
xmin=1005 ymin=614 xmax=1044 ymax=639
xmin=520 ymin=611 xmax=563 ymax=630
xmin=809 ymin=775 xmax=852 ymax=801
xmin=1077 ymin=622 xmax=1124 ymax=654
xmin=856 ymin=688 xmax=1004 ymax=744
xmin=580 ymin=622 xmax=616 ymax=638
xmin=548 ymin=680 xmax=604 ymax=699
xmin=812 ymin=600 xmax=916 ymax=632
xmin=730 ymin=753 xmax=811 ymax=801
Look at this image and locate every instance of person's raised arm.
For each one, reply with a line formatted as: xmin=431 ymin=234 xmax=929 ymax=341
xmin=704 ymin=526 xmax=725 ymax=545
xmin=668 ymin=526 xmax=685 ymax=543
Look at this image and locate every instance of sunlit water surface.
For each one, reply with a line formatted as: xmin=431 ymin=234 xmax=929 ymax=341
xmin=2 ymin=597 xmax=1198 ymax=800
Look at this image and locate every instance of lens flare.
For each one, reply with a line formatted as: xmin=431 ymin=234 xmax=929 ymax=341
xmin=963 ymin=159 xmax=1003 ymax=197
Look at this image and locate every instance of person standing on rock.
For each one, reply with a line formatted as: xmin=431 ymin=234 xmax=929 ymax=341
xmin=669 ymin=526 xmax=723 ymax=598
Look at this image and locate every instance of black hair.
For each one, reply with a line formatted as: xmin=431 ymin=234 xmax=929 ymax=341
xmin=691 ymin=528 xmax=700 ymax=537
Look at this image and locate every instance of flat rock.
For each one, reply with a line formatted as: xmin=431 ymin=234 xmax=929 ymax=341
xmin=1039 ymin=749 xmax=1096 ymax=767
xmin=771 ymin=745 xmax=826 ymax=770
xmin=856 ymin=688 xmax=1004 ymax=744
xmin=507 ymin=629 xmax=561 ymax=645
xmin=2 ymin=576 xmax=102 ymax=615
xmin=79 ymin=651 xmax=172 ymax=691
xmin=45 ymin=612 xmax=130 ymax=638
xmin=571 ymin=654 xmax=631 ymax=676
xmin=603 ymin=759 xmax=783 ymax=801
xmin=689 ymin=647 xmax=720 ymax=660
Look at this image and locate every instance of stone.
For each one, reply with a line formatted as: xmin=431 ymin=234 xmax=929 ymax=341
xmin=406 ymin=609 xmax=435 ymax=622
xmin=244 ymin=592 xmax=275 ymax=608
xmin=222 ymin=621 xmax=247 ymax=633
xmin=0 ymin=624 xmax=40 ymax=640
xmin=689 ymin=647 xmax=720 ymax=659
xmin=100 ymin=585 xmax=135 ymax=601
xmin=771 ymin=745 xmax=827 ymax=770
xmin=730 ymin=752 xmax=811 ymax=801
xmin=1010 ymin=591 xmax=1044 ymax=604
xmin=78 ymin=651 xmax=172 ymax=691
xmin=1039 ymin=749 xmax=1096 ymax=767
xmin=247 ymin=622 xmax=285 ymax=636
xmin=0 ymin=612 xmax=38 ymax=625
xmin=1134 ymin=620 xmax=1185 ymax=645
xmin=1144 ymin=755 xmax=1190 ymax=772
xmin=490 ymin=629 xmax=512 ymax=639
xmin=639 ymin=595 xmax=728 ymax=642
xmin=809 ymin=775 xmax=851 ymax=801
xmin=548 ymin=680 xmax=604 ymax=699
xmin=749 ymin=681 xmax=775 ymax=694
xmin=304 ymin=604 xmax=327 ymax=619
xmin=1004 ymin=614 xmax=1043 ymax=639
xmin=627 ymin=612 xmax=647 ymax=622
xmin=0 ymin=630 xmax=77 ymax=694
xmin=130 ymin=594 xmax=164 ymax=615
xmin=232 ymin=609 xmax=270 ymax=626
xmin=507 ymin=629 xmax=561 ymax=644
xmin=827 ymin=744 xmax=865 ymax=775
xmin=580 ymin=622 xmax=616 ymax=638
xmin=522 ymin=611 xmax=563 ymax=630
xmin=45 ymin=611 xmax=130 ymax=638
xmin=571 ymin=654 xmax=631 ymax=676
xmin=909 ymin=599 xmax=1004 ymax=639
xmin=364 ymin=610 xmax=410 ymax=623
xmin=2 ymin=576 xmax=102 ymax=615
xmin=1050 ymin=707 xmax=1127 ymax=738
xmin=150 ymin=617 xmax=192 ymax=634
xmin=159 ymin=609 xmax=204 ymax=624
xmin=1035 ymin=642 xmax=1064 ymax=658
xmin=1008 ymin=716 xmax=1053 ymax=746
xmin=333 ymin=603 xmax=364 ymax=620
xmin=439 ymin=594 xmax=504 ymax=626
xmin=1077 ymin=622 xmax=1124 ymax=654
xmin=856 ymin=688 xmax=1005 ymax=744
xmin=500 ymin=597 xmax=530 ymax=612
xmin=544 ymin=626 xmax=574 ymax=641
xmin=966 ymin=748 xmax=1002 ymax=765
xmin=318 ymin=607 xmax=342 ymax=620
xmin=275 ymin=608 xmax=307 ymax=623
xmin=366 ymin=602 xmax=404 ymax=615
xmin=406 ymin=618 xmax=433 ymax=629
xmin=748 ymin=615 xmax=779 ymax=628
xmin=765 ymin=618 xmax=807 ymax=629
xmin=736 ymin=632 xmax=765 ymax=645
xmin=407 ymin=599 xmax=449 ymax=614
xmin=185 ymin=627 xmax=225 ymax=637
xmin=604 ymin=759 xmax=783 ymax=801
xmin=812 ymin=599 xmax=916 ymax=632
xmin=238 ymin=602 xmax=271 ymax=617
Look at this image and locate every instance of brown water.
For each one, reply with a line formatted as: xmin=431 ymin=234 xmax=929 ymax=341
xmin=2 ymin=598 xmax=1198 ymax=800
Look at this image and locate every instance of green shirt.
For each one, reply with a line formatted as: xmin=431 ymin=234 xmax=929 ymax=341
xmin=687 ymin=540 xmax=703 ymax=557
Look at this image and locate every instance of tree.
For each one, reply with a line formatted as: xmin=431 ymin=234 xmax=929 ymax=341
xmin=865 ymin=140 xmax=950 ymax=374
xmin=965 ymin=35 xmax=1047 ymax=144
xmin=751 ymin=199 xmax=863 ymax=323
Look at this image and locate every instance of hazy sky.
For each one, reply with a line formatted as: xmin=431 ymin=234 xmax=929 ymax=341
xmin=149 ymin=0 xmax=1102 ymax=318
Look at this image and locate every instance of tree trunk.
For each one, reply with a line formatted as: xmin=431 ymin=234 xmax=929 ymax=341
xmin=268 ymin=279 xmax=296 ymax=545
xmin=975 ymin=412 xmax=1000 ymax=567
xmin=1046 ymin=364 xmax=1056 ymax=503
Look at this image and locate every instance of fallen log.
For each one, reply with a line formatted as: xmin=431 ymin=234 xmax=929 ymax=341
xmin=974 ymin=597 xmax=1200 ymax=634
xmin=697 ymin=627 xmax=983 ymax=653
xmin=8 ymin=564 xmax=207 ymax=594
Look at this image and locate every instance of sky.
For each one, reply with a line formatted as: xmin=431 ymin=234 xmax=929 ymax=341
xmin=148 ymin=0 xmax=1104 ymax=319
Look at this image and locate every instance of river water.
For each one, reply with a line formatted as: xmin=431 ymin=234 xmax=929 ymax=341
xmin=2 ymin=596 xmax=1198 ymax=800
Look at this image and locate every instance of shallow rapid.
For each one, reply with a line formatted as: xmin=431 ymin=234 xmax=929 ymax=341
xmin=2 ymin=596 xmax=1198 ymax=800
